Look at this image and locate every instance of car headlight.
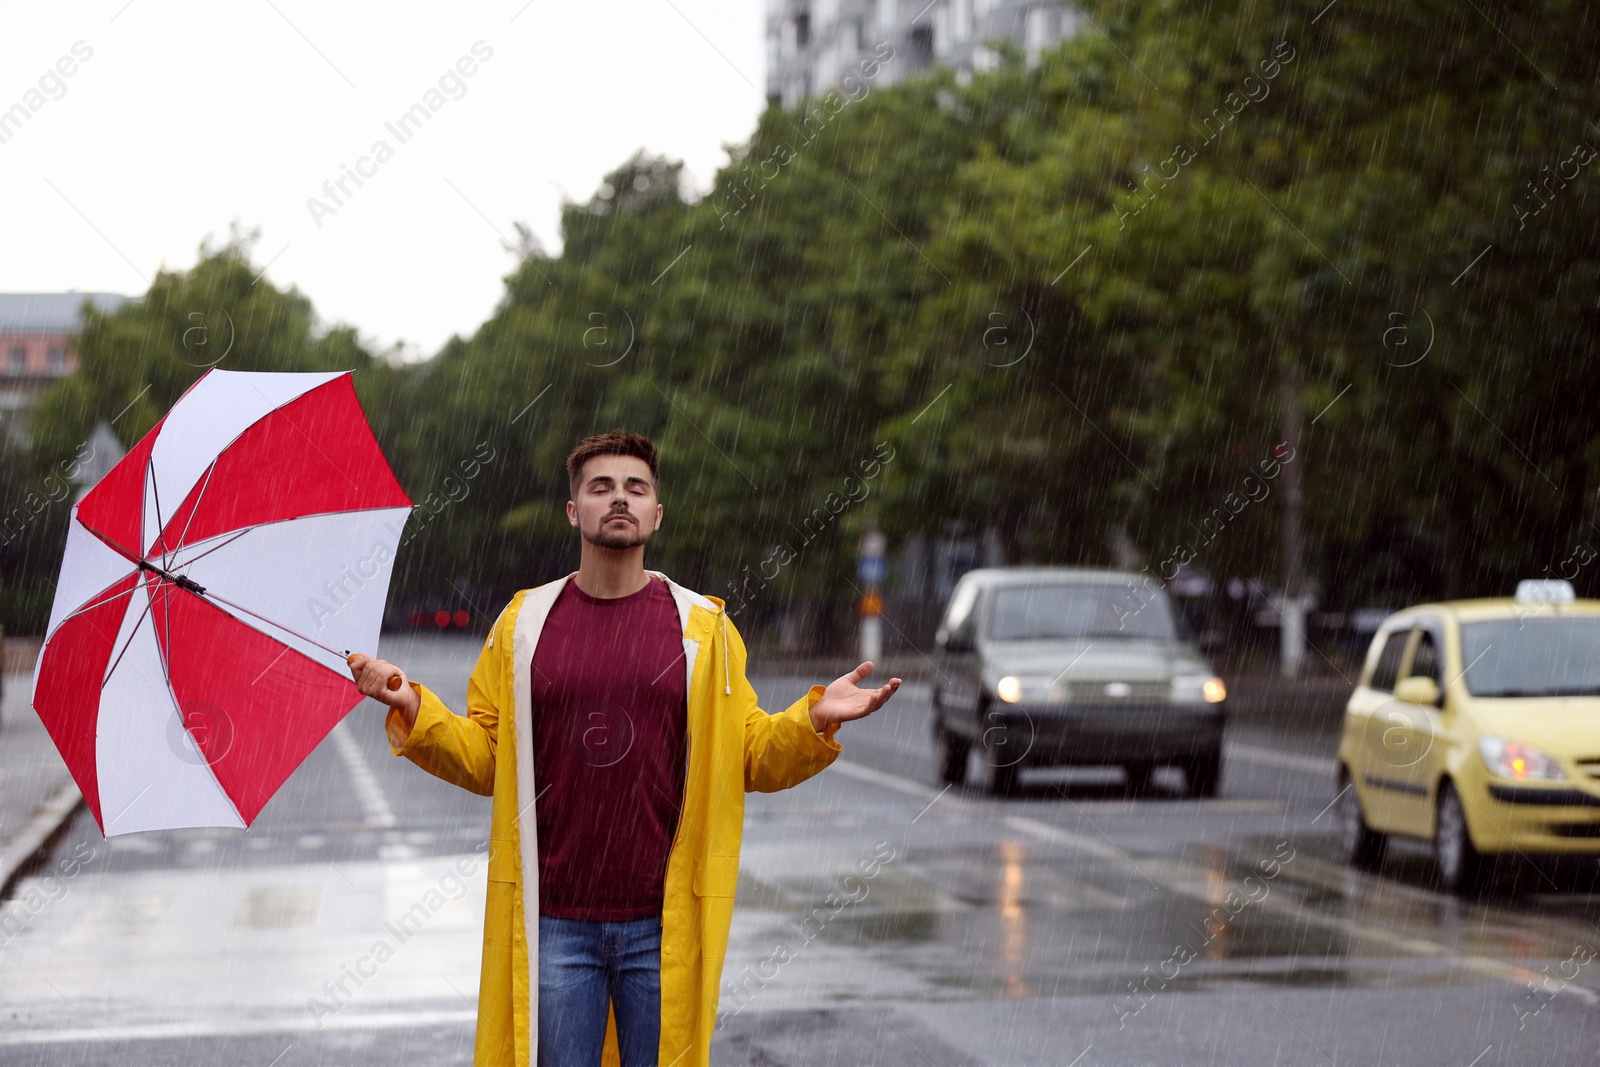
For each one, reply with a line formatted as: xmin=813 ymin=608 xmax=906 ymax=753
xmin=1172 ymin=675 xmax=1227 ymax=704
xmin=996 ymin=675 xmax=1061 ymax=703
xmin=1478 ymin=736 xmax=1566 ymax=781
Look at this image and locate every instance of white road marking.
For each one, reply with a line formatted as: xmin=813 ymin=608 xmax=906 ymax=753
xmin=331 ymin=720 xmax=398 ymax=831
xmin=829 ymin=758 xmax=940 ymax=800
xmin=828 ymin=756 xmax=1600 ymax=1006
xmin=1226 ymin=742 xmax=1336 ymax=777
xmin=0 ymin=1009 xmax=478 ymax=1046
xmin=0 ymin=851 xmax=487 ymax=1045
xmin=1034 ymin=798 xmax=1285 ymax=815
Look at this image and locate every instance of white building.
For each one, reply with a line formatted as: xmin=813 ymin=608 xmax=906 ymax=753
xmin=765 ymin=0 xmax=1080 ymax=107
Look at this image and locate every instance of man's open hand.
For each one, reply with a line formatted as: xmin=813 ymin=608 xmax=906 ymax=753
xmin=348 ymin=652 xmax=421 ymax=726
xmin=809 ymin=661 xmax=902 ymax=732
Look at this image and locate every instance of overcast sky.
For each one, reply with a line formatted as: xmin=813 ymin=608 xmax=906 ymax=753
xmin=0 ymin=1 xmax=764 ymax=358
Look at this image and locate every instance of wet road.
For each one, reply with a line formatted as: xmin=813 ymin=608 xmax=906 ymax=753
xmin=3 ymin=634 xmax=1600 ymax=1065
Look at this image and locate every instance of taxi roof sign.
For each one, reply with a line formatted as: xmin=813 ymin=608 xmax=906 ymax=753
xmin=1515 ymin=579 xmax=1576 ymax=604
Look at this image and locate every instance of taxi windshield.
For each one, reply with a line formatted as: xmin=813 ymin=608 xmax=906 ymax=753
xmin=1460 ymin=617 xmax=1600 ymax=698
xmin=988 ymin=583 xmax=1177 ymax=641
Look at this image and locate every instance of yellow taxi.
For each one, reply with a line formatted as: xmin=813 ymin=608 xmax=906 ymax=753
xmin=1335 ymin=580 xmax=1600 ymax=892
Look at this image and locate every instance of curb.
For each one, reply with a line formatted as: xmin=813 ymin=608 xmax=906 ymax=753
xmin=0 ymin=779 xmax=84 ymax=903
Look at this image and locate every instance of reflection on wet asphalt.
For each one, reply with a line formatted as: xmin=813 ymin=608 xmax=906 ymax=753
xmin=1 ymin=638 xmax=1599 ymax=1065
xmin=715 ymin=678 xmax=1600 ymax=1065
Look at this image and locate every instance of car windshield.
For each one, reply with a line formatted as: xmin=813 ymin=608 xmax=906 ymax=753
xmin=987 ymin=582 xmax=1177 ymax=641
xmin=1460 ymin=617 xmax=1600 ymax=697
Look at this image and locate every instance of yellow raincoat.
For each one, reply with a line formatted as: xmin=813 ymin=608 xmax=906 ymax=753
xmin=384 ymin=570 xmax=842 ymax=1066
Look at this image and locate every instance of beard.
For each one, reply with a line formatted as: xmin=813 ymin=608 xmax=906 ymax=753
xmin=584 ymin=512 xmax=652 ymax=549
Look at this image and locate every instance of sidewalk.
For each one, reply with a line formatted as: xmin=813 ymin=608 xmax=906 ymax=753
xmin=0 ymin=668 xmax=82 ymax=900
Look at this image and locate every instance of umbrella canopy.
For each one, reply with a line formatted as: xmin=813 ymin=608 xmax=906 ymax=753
xmin=34 ymin=370 xmax=413 ymax=836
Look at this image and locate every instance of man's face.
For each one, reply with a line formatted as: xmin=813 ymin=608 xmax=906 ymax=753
xmin=567 ymin=454 xmax=662 ymax=550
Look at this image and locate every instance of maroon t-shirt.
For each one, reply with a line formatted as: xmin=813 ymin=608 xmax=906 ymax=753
xmin=530 ymin=575 xmax=688 ymax=920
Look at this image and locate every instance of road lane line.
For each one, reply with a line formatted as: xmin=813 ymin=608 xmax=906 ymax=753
xmin=332 ymin=720 xmax=398 ymax=831
xmin=0 ymin=1009 xmax=479 ymax=1046
xmin=828 ymin=757 xmax=1599 ymax=1006
xmin=1226 ymin=742 xmax=1336 ymax=777
xmin=830 ymin=758 xmax=1285 ymax=814
xmin=829 ymin=758 xmax=941 ymax=800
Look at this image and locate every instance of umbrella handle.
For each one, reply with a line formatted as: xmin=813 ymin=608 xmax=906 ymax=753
xmin=346 ymin=652 xmax=404 ymax=691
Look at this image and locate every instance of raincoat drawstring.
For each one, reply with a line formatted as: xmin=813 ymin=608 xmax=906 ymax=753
xmin=721 ymin=609 xmax=731 ymax=695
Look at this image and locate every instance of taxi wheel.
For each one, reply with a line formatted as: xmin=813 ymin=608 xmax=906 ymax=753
xmin=934 ymin=723 xmax=969 ymax=786
xmin=1124 ymin=762 xmax=1156 ymax=794
xmin=1435 ymin=782 xmax=1489 ymax=894
xmin=1337 ymin=772 xmax=1387 ymax=870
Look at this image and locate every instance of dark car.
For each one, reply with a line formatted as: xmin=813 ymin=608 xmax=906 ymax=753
xmin=931 ymin=567 xmax=1227 ymax=796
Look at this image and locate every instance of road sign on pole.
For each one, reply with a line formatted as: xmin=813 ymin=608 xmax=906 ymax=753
xmin=859 ymin=531 xmax=886 ymax=661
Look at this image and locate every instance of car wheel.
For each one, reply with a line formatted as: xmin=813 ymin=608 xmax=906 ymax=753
xmin=977 ymin=732 xmax=1020 ymax=797
xmin=1336 ymin=772 xmax=1386 ymax=870
xmin=1183 ymin=748 xmax=1222 ymax=799
xmin=1124 ymin=762 xmax=1156 ymax=795
xmin=933 ymin=722 xmax=969 ymax=786
xmin=979 ymin=757 xmax=1019 ymax=797
xmin=1435 ymin=781 xmax=1489 ymax=894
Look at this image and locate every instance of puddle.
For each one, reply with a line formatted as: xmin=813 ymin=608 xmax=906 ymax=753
xmin=733 ymin=874 xmax=792 ymax=913
xmin=830 ymin=908 xmax=941 ymax=945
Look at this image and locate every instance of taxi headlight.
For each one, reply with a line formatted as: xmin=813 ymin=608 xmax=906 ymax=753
xmin=1478 ymin=736 xmax=1566 ymax=782
xmin=996 ymin=675 xmax=1061 ymax=703
xmin=1172 ymin=675 xmax=1227 ymax=704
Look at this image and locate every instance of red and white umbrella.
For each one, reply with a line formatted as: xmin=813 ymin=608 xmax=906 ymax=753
xmin=33 ymin=370 xmax=412 ymax=836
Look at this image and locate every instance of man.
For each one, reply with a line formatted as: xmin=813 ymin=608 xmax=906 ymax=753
xmin=348 ymin=429 xmax=900 ymax=1067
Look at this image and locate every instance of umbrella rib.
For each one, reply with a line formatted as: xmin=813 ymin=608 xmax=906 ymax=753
xmin=160 ymin=575 xmax=174 ymax=684
xmin=167 ymin=504 xmax=411 ymax=576
xmin=54 ymin=582 xmax=139 ymax=630
xmin=134 ymin=375 xmax=354 ymax=567
xmin=200 ymin=588 xmax=348 ymax=660
xmin=169 ymin=527 xmax=252 ymax=571
xmin=166 ymin=459 xmax=218 ymax=559
xmin=101 ymin=581 xmax=156 ymax=691
xmin=76 ymin=517 xmax=143 ymax=568
xmin=146 ymin=451 xmax=169 ymax=570
xmin=144 ymin=579 xmax=244 ymax=826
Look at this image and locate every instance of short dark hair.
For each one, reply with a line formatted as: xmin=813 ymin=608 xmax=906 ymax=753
xmin=566 ymin=429 xmax=660 ymax=496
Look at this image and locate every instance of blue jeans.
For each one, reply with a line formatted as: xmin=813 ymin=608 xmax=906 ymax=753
xmin=538 ymin=915 xmax=662 ymax=1067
